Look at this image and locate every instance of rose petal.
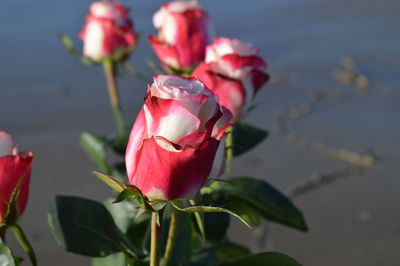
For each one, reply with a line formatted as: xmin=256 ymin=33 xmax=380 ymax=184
xmin=0 ymin=131 xmax=13 ymax=157
xmin=130 ymin=137 xmax=219 ymax=200
xmin=193 ymin=63 xmax=245 ymax=121
xmin=148 ymin=35 xmax=180 ymax=70
xmin=125 ymin=109 xmax=147 ymax=179
xmin=0 ymin=152 xmax=33 ymax=223
xmin=144 ymin=97 xmax=201 ymax=144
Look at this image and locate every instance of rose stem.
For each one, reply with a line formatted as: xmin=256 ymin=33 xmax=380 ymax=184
xmin=103 ymin=60 xmax=125 ymax=136
xmin=225 ymin=126 xmax=234 ymax=174
xmin=150 ymin=212 xmax=161 ymax=266
xmin=161 ymin=207 xmax=179 ymax=266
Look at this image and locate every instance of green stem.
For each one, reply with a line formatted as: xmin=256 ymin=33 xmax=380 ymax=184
xmin=189 ymin=199 xmax=205 ymax=241
xmin=150 ymin=212 xmax=160 ymax=266
xmin=161 ymin=208 xmax=179 ymax=266
xmin=103 ymin=60 xmax=125 ymax=136
xmin=123 ymin=63 xmax=151 ymax=82
xmin=10 ymin=224 xmax=37 ymax=266
xmin=225 ymin=126 xmax=234 ymax=174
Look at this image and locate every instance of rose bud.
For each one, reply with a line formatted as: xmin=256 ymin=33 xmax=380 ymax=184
xmin=125 ymin=75 xmax=231 ymax=201
xmin=79 ymin=0 xmax=137 ymax=62
xmin=0 ymin=132 xmax=34 ymax=225
xmin=193 ymin=37 xmax=269 ymax=121
xmin=148 ymin=0 xmax=215 ymax=72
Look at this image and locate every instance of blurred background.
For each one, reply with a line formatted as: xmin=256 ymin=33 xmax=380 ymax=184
xmin=1 ymin=0 xmax=399 ymax=265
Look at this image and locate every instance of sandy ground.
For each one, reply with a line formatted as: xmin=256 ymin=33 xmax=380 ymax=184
xmin=1 ymin=0 xmax=400 ymax=265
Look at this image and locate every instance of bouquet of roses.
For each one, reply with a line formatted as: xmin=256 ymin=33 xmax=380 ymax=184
xmin=0 ymin=1 xmax=307 ymax=265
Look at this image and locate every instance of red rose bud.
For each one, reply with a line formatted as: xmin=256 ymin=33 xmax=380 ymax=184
xmin=193 ymin=37 xmax=270 ymax=121
xmin=148 ymin=1 xmax=215 ymax=72
xmin=125 ymin=75 xmax=231 ymax=201
xmin=80 ymin=1 xmax=137 ymax=62
xmin=0 ymin=132 xmax=33 ymax=225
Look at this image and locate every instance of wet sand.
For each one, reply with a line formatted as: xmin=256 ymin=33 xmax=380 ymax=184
xmin=1 ymin=0 xmax=400 ymax=265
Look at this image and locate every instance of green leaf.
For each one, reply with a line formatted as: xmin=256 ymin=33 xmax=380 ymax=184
xmin=48 ymin=195 xmax=137 ymax=257
xmin=0 ymin=241 xmax=15 ymax=266
xmin=201 ymin=196 xmax=230 ymax=243
xmin=92 ymin=252 xmax=147 ymax=266
xmin=213 ymin=177 xmax=308 ymax=231
xmin=203 ymin=211 xmax=230 ymax=243
xmin=216 ymin=252 xmax=302 ymax=266
xmin=103 ymin=199 xmax=139 ymax=233
xmin=13 ymin=257 xmax=23 ymax=266
xmin=213 ymin=242 xmax=251 ymax=262
xmin=103 ymin=198 xmax=150 ymax=253
xmin=233 ymin=123 xmax=268 ymax=156
xmin=10 ymin=224 xmax=37 ymax=266
xmin=224 ymin=196 xmax=263 ymax=227
xmin=170 ymin=212 xmax=192 ymax=265
xmin=93 ymin=171 xmax=126 ymax=193
xmin=80 ymin=133 xmax=110 ymax=174
xmin=91 ymin=252 xmax=126 ymax=266
xmin=190 ymin=248 xmax=218 ymax=266
xmin=171 ymin=202 xmax=252 ymax=230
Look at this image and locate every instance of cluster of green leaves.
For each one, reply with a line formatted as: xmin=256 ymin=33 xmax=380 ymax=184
xmin=48 ymin=171 xmax=307 ymax=265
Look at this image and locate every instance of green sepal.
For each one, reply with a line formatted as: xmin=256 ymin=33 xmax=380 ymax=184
xmin=93 ymin=171 xmax=126 ymax=193
xmin=113 ymin=187 xmax=142 ymax=204
xmin=145 ymin=57 xmax=165 ymax=75
xmin=112 ymin=185 xmax=167 ymax=214
xmin=170 ymin=201 xmax=252 ymax=230
xmin=58 ymin=34 xmax=98 ymax=66
xmin=4 ymin=175 xmax=24 ymax=226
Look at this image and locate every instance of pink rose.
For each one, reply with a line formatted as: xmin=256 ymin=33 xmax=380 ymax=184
xmin=193 ymin=37 xmax=269 ymax=120
xmin=80 ymin=1 xmax=137 ymax=61
xmin=125 ymin=75 xmax=231 ymax=201
xmin=148 ymin=0 xmax=215 ymax=71
xmin=0 ymin=132 xmax=33 ymax=224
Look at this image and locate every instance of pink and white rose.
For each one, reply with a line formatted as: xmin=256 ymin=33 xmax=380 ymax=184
xmin=125 ymin=75 xmax=231 ymax=201
xmin=80 ymin=1 xmax=137 ymax=61
xmin=148 ymin=0 xmax=215 ymax=71
xmin=193 ymin=37 xmax=269 ymax=120
xmin=0 ymin=132 xmax=33 ymax=225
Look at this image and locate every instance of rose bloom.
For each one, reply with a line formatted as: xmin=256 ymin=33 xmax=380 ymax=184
xmin=148 ymin=0 xmax=214 ymax=72
xmin=80 ymin=0 xmax=137 ymax=61
xmin=0 ymin=132 xmax=33 ymax=225
xmin=193 ymin=37 xmax=269 ymax=121
xmin=125 ymin=75 xmax=231 ymax=201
